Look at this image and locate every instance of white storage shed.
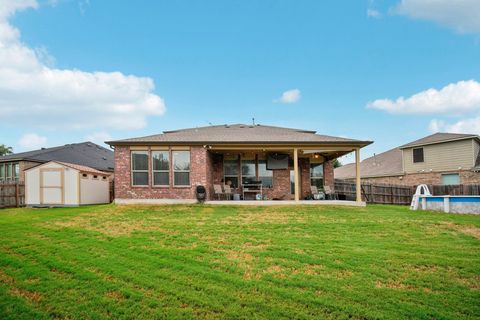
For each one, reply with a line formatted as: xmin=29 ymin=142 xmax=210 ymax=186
xmin=25 ymin=161 xmax=111 ymax=206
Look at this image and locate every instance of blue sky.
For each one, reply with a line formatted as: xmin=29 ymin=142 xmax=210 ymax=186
xmin=1 ymin=0 xmax=480 ymax=163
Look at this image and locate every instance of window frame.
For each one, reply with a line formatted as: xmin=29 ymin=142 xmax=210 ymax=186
xmin=173 ymin=150 xmax=191 ymax=187
xmin=257 ymin=159 xmax=273 ymax=188
xmin=152 ymin=150 xmax=170 ymax=187
xmin=413 ymin=147 xmax=424 ymax=163
xmin=310 ymin=162 xmax=324 ymax=190
xmin=0 ymin=163 xmax=4 ymax=182
xmin=241 ymin=159 xmax=256 ymax=184
xmin=223 ymin=158 xmax=239 ymax=188
xmin=441 ymin=173 xmax=460 ymax=185
xmin=131 ymin=151 xmax=150 ymax=187
xmin=6 ymin=163 xmax=13 ymax=182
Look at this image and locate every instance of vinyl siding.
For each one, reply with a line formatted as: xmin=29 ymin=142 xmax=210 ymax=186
xmin=403 ymin=139 xmax=474 ymax=173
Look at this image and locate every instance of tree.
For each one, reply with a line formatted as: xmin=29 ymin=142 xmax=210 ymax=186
xmin=333 ymin=158 xmax=342 ymax=168
xmin=0 ymin=144 xmax=13 ymax=156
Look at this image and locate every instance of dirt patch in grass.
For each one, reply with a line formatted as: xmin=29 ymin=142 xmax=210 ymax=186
xmin=105 ymin=290 xmax=125 ymax=301
xmin=1 ymin=270 xmax=42 ymax=303
xmin=442 ymin=222 xmax=480 ymax=240
xmin=9 ymin=287 xmax=42 ymax=303
xmin=219 ymin=207 xmax=307 ymax=225
xmin=0 ymin=269 xmax=15 ymax=285
xmin=376 ymin=280 xmax=416 ymax=291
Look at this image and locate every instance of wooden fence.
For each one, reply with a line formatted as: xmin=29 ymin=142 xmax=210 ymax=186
xmin=0 ymin=183 xmax=25 ymax=208
xmin=334 ymin=180 xmax=480 ymax=205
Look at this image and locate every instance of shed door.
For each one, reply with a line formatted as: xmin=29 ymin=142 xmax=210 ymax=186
xmin=40 ymin=168 xmax=64 ymax=205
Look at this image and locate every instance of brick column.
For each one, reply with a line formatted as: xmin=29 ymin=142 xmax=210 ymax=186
xmin=324 ymin=160 xmax=334 ymax=191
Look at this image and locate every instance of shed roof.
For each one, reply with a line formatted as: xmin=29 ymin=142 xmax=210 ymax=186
xmin=56 ymin=162 xmax=111 ymax=175
xmin=0 ymin=142 xmax=114 ymax=172
xmin=25 ymin=161 xmax=110 ymax=175
xmin=107 ymin=124 xmax=372 ymax=146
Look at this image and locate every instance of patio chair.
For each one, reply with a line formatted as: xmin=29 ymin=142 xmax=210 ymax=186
xmin=213 ymin=184 xmax=226 ymax=200
xmin=324 ymin=185 xmax=338 ymax=200
xmin=223 ymin=184 xmax=233 ymax=200
xmin=310 ymin=185 xmax=325 ymax=200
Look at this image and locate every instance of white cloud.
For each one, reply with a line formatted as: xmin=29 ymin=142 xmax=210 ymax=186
xmin=18 ymin=133 xmax=47 ymax=150
xmin=275 ymin=89 xmax=301 ymax=104
xmin=393 ymin=0 xmax=480 ymax=33
xmin=367 ymin=9 xmax=381 ymax=18
xmin=429 ymin=117 xmax=480 ymax=134
xmin=0 ymin=0 xmax=166 ymax=131
xmin=367 ymin=80 xmax=480 ymax=115
xmin=84 ymin=131 xmax=112 ymax=146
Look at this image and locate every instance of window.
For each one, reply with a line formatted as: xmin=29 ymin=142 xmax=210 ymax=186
xmin=241 ymin=159 xmax=256 ymax=184
xmin=82 ymin=173 xmax=88 ymax=179
xmin=413 ymin=148 xmax=424 ymax=163
xmin=310 ymin=163 xmax=324 ymax=190
xmin=441 ymin=174 xmax=460 ymax=185
xmin=93 ymin=175 xmax=98 ymax=180
xmin=131 ymin=151 xmax=149 ymax=186
xmin=13 ymin=163 xmax=19 ymax=181
xmin=258 ymin=160 xmax=273 ymax=188
xmin=224 ymin=159 xmax=239 ymax=188
xmin=152 ymin=151 xmax=170 ymax=186
xmin=102 ymin=176 xmax=107 ymax=180
xmin=0 ymin=164 xmax=4 ymax=182
xmin=173 ymin=151 xmax=190 ymax=186
xmin=6 ymin=163 xmax=12 ymax=181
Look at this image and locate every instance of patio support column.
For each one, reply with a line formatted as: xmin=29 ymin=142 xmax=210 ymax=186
xmin=294 ymin=148 xmax=300 ymax=201
xmin=355 ymin=148 xmax=361 ymax=203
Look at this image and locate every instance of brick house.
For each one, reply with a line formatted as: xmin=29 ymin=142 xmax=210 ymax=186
xmin=335 ymin=133 xmax=480 ymax=185
xmin=0 ymin=142 xmax=114 ymax=183
xmin=106 ymin=124 xmax=372 ymax=204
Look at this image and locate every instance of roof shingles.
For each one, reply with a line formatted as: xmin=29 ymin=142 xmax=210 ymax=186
xmin=0 ymin=142 xmax=114 ymax=172
xmin=107 ymin=124 xmax=372 ymax=146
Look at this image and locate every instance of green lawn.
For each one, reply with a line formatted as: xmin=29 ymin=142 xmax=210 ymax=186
xmin=0 ymin=204 xmax=479 ymax=320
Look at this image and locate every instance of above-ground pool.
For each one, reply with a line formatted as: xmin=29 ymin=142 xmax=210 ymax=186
xmin=418 ymin=195 xmax=480 ymax=214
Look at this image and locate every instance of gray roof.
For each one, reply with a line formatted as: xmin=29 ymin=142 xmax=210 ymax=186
xmin=399 ymin=132 xmax=478 ymax=149
xmin=335 ymin=147 xmax=403 ymax=179
xmin=107 ymin=124 xmax=372 ymax=146
xmin=0 ymin=142 xmax=114 ymax=172
xmin=336 ymin=132 xmax=480 ymax=179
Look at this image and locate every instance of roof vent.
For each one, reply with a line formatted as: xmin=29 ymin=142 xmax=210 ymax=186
xmin=41 ymin=147 xmax=46 ymax=150
xmin=102 ymin=157 xmax=107 ymax=160
xmin=225 ymin=124 xmax=230 ymax=128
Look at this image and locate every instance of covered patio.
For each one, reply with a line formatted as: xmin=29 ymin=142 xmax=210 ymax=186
xmin=206 ymin=144 xmax=365 ymax=204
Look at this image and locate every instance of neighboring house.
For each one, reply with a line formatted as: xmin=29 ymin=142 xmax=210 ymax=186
xmin=25 ymin=161 xmax=111 ymax=207
xmin=335 ymin=133 xmax=480 ymax=185
xmin=0 ymin=142 xmax=114 ymax=183
xmin=106 ymin=124 xmax=372 ymax=203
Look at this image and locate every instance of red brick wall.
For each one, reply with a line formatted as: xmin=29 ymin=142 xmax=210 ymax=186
xmin=114 ymin=146 xmax=210 ymax=200
xmin=114 ymin=147 xmax=337 ymax=201
xmin=300 ymin=158 xmax=310 ymax=199
xmin=324 ymin=160 xmax=334 ymax=190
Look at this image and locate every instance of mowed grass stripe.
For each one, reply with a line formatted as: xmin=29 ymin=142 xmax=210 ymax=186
xmin=0 ymin=204 xmax=479 ymax=319
xmin=0 ymin=227 xmax=331 ymax=319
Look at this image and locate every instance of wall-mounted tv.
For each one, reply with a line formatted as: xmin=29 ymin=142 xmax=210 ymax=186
xmin=267 ymin=153 xmax=289 ymax=170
